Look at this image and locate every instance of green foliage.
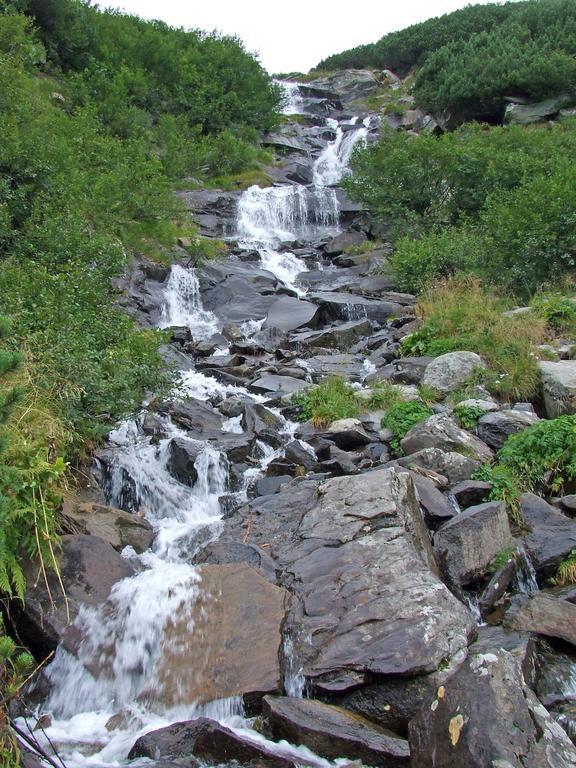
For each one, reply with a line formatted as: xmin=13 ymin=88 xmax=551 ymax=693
xmin=381 ymin=400 xmax=433 ymax=454
xmin=401 ymin=278 xmax=546 ymax=401
xmin=453 ymin=403 xmax=486 ymax=431
xmin=498 ymin=414 xmax=576 ymax=494
xmin=486 ymin=546 xmax=517 ymax=576
xmin=473 ymin=463 xmax=522 ymax=523
xmin=553 ymin=548 xmax=576 ymax=585
xmin=0 ymin=616 xmax=34 ymax=766
xmin=530 ymin=290 xmax=576 ymax=334
xmin=293 ymin=377 xmax=406 ymax=428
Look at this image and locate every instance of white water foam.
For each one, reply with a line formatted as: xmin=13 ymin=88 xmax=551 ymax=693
xmin=159 ymin=264 xmax=221 ymax=340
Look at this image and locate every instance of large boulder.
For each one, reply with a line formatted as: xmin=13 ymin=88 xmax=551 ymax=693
xmin=262 ymin=696 xmax=410 ymax=767
xmin=166 ymin=437 xmax=204 ymax=486
xmin=12 ymin=535 xmax=136 ymax=660
xmin=397 ymin=448 xmax=482 ymax=485
xmin=422 ymin=352 xmax=484 ymax=394
xmin=223 ymin=468 xmax=474 ymax=685
xmin=505 ymin=94 xmax=574 ymax=125
xmin=400 ymin=415 xmax=494 ymax=463
xmin=539 ymin=360 xmax=576 ymax=417
xmin=520 ymin=494 xmax=576 ymax=577
xmin=433 ymin=501 xmax=513 ymax=586
xmin=61 ymin=501 xmax=154 ymax=554
xmin=294 ymin=319 xmax=372 ymax=351
xmin=505 ymin=593 xmax=576 ymax=646
xmin=408 ymin=649 xmax=576 ymax=767
xmin=476 ymin=409 xmax=539 ymax=450
xmin=309 ymin=291 xmax=406 ymax=324
xmin=263 ymin=296 xmax=321 ymax=333
xmin=307 ymin=70 xmax=382 ymax=107
xmin=128 ymin=717 xmax=299 ymax=768
xmin=147 ymin=563 xmax=288 ymax=708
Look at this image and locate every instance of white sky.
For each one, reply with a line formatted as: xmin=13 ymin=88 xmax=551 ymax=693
xmin=103 ymin=0 xmax=499 ymax=74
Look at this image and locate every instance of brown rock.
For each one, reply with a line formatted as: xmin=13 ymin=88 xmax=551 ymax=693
xmin=504 ymin=593 xmax=576 ymax=646
xmin=61 ymin=501 xmax=154 ymax=553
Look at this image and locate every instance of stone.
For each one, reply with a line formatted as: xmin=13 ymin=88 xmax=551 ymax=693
xmin=561 ymin=495 xmax=576 ymax=514
xmin=12 ymin=535 xmax=136 ymax=660
xmin=164 ymin=398 xmax=223 ymax=439
xmin=262 ymin=696 xmax=410 ymax=767
xmin=262 ymin=296 xmax=320 ymax=332
xmin=309 ymin=291 xmax=405 ymax=324
xmin=306 ymin=353 xmax=367 ymax=381
xmin=397 ymin=448 xmax=481 ymax=485
xmin=255 ymin=475 xmax=293 ymax=497
xmin=400 ymin=414 xmax=493 ymax=463
xmin=520 ymin=493 xmax=576 ymax=577
xmin=450 ymin=480 xmax=493 ymax=509
xmin=505 ymin=593 xmax=576 ymax=647
xmin=539 ymin=360 xmax=576 ymax=417
xmin=166 ymin=437 xmax=204 ymax=486
xmin=148 ymin=563 xmax=288 ymax=708
xmin=410 ymin=473 xmax=455 ymax=529
xmin=323 ymin=231 xmax=367 ymax=257
xmin=326 ymin=418 xmax=372 ymax=449
xmin=294 ymin=319 xmax=372 ymax=351
xmin=60 ymin=502 xmax=154 ymax=554
xmin=421 ymin=352 xmax=484 ymax=394
xmin=194 ymin=542 xmax=276 ymax=582
xmin=128 ymin=717 xmax=298 ymax=768
xmin=284 ymin=440 xmax=319 ymax=473
xmin=320 ymin=445 xmax=360 ymax=476
xmin=388 ymin=357 xmax=433 ymax=385
xmin=234 ymin=468 xmax=473 ymax=681
xmin=505 ymin=93 xmax=574 ymax=124
xmin=409 ymin=649 xmax=576 ymax=767
xmin=241 ymin=402 xmax=284 ymax=435
xmin=453 ymin=398 xmax=498 ymax=414
xmin=250 ymin=374 xmax=310 ymax=395
xmin=476 ymin=409 xmax=539 ymax=450
xmin=433 ymin=501 xmax=512 ymax=586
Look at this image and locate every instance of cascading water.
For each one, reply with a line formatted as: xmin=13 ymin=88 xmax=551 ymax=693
xmin=26 ymin=81 xmax=372 ymax=768
xmin=313 ymin=117 xmax=370 ymax=187
xmin=275 ymin=79 xmax=305 ymax=116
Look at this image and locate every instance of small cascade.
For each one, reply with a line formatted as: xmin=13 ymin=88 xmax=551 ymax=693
xmin=512 ymin=545 xmax=539 ymax=595
xmin=313 ymin=117 xmax=369 ymax=187
xmin=159 ymin=264 xmax=221 ymax=340
xmin=283 ymin=636 xmax=306 ymax=698
xmin=276 ymin=79 xmax=305 ymax=115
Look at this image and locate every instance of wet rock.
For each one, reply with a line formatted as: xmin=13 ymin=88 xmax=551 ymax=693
xmin=400 ymin=415 xmax=494 ymax=464
xmin=60 ymin=501 xmax=154 ymax=554
xmin=263 ymin=296 xmax=320 ymax=332
xmin=164 ymin=398 xmax=224 ymax=439
xmin=433 ymin=501 xmax=512 ymax=586
xmin=520 ymin=493 xmax=576 ymax=577
xmin=284 ymin=440 xmax=319 ymax=473
xmin=505 ymin=593 xmax=576 ymax=646
xmin=421 ymin=352 xmax=484 ymax=394
xmin=166 ymin=437 xmax=203 ymax=486
xmin=408 ymin=649 xmax=576 ymax=767
xmin=326 ymin=418 xmax=372 ymax=449
xmin=469 ymin=625 xmax=536 ymax=685
xmin=249 ymin=374 xmax=310 ymax=395
xmin=476 ymin=409 xmax=539 ymax=450
xmin=255 ymin=475 xmax=293 ymax=497
xmin=320 ymin=444 xmax=360 ymax=476
xmin=309 ymin=291 xmax=405 ymax=324
xmin=411 ymin=473 xmax=455 ymax=530
xmin=539 ymin=360 xmax=576 ymax=417
xmin=129 ymin=717 xmax=297 ymax=768
xmin=262 ymin=696 xmax=410 ymax=767
xmin=477 ymin=552 xmax=517 ymax=617
xmin=194 ymin=541 xmax=277 ymax=582
xmin=219 ymin=396 xmax=245 ymax=418
xmin=323 ymin=231 xmax=367 ymax=256
xmin=141 ymin=412 xmax=170 ymax=441
xmin=12 ymin=535 xmax=136 ymax=660
xmin=397 ymin=448 xmax=481 ymax=484
xmin=242 ymin=402 xmax=284 ymax=435
xmin=219 ymin=433 xmax=255 ymax=464
xmin=149 ymin=563 xmax=288 ymax=708
xmin=294 ymin=319 xmax=372 ymax=351
xmin=450 ymin=480 xmax=493 ymax=509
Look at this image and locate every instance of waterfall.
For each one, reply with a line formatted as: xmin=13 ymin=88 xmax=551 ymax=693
xmin=275 ymin=79 xmax=305 ymax=115
xmin=313 ymin=117 xmax=370 ymax=187
xmin=159 ymin=264 xmax=221 ymax=340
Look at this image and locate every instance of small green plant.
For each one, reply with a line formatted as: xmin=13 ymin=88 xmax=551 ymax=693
xmin=473 ymin=463 xmax=522 ymax=525
xmin=552 ymin=548 xmax=576 ymax=586
xmin=453 ymin=403 xmax=486 ymax=431
xmin=486 ymin=546 xmax=517 ymax=576
xmin=0 ymin=617 xmax=34 ymax=767
xmin=381 ymin=400 xmax=433 ymax=454
xmin=293 ymin=377 xmax=359 ymax=428
xmin=530 ymin=291 xmax=576 ymax=335
xmin=417 ymin=384 xmax=441 ymax=405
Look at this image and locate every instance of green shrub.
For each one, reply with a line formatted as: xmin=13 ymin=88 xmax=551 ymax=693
xmin=0 ymin=616 xmax=34 ymax=767
xmin=381 ymin=400 xmax=433 ymax=454
xmin=553 ymin=548 xmax=576 ymax=585
xmin=453 ymin=403 xmax=486 ymax=431
xmin=530 ymin=290 xmax=576 ymax=334
xmin=293 ymin=377 xmax=359 ymax=428
xmin=473 ymin=463 xmax=523 ymax=524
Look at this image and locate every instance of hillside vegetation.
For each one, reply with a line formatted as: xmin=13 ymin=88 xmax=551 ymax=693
xmin=0 ymin=2 xmax=280 ymax=596
xmin=317 ymin=0 xmax=576 ymax=120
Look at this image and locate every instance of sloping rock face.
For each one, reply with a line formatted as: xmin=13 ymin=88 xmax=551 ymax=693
xmin=421 ymin=351 xmax=483 ymax=394
xmin=149 ymin=563 xmax=288 ymax=708
xmin=262 ymin=696 xmax=410 ymax=767
xmin=220 ymin=468 xmax=474 ymax=687
xmin=539 ymin=360 xmax=576 ymax=417
xmin=409 ymin=649 xmax=576 ymax=767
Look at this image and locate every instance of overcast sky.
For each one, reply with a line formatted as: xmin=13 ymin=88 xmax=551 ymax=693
xmin=105 ymin=0 xmax=499 ymax=74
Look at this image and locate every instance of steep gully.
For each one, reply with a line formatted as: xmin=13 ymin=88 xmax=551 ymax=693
xmin=20 ymin=83 xmax=378 ymax=766
xmin=15 ymin=79 xmax=576 ymax=767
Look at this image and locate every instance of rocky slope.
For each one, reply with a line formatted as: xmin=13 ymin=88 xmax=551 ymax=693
xmin=8 ymin=71 xmax=576 ymax=768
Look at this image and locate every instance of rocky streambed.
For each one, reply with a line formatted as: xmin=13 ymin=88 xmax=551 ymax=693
xmin=8 ymin=75 xmax=576 ymax=768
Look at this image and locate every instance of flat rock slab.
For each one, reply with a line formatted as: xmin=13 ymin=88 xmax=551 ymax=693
xmin=149 ymin=563 xmax=288 ymax=707
xmin=309 ymin=291 xmax=405 ymax=323
xmin=401 ymin=415 xmax=493 ymax=464
xmin=521 ymin=493 xmax=576 ymax=577
xmin=61 ymin=502 xmax=154 ymax=554
xmin=129 ymin=717 xmax=302 ymax=768
xmin=409 ymin=649 xmax=576 ymax=767
xmin=263 ymin=696 xmax=410 ymax=767
xmin=250 ymin=374 xmax=310 ymax=395
xmin=225 ymin=468 xmax=473 ymax=684
xmin=433 ymin=501 xmax=512 ymax=586
xmin=505 ymin=593 xmax=576 ymax=647
xmin=263 ymin=296 xmax=320 ymax=332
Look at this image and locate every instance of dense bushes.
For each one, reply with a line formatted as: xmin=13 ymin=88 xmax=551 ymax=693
xmin=317 ymin=1 xmax=576 ymax=119
xmin=346 ymin=120 xmax=576 ymax=296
